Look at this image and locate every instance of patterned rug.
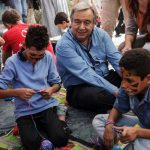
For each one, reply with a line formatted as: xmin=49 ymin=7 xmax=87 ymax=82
xmin=0 ymin=133 xmax=94 ymax=150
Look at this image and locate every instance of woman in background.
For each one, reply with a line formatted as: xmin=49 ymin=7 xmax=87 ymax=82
xmin=120 ymin=0 xmax=150 ymax=53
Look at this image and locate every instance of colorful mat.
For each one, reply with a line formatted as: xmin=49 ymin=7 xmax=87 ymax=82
xmin=0 ymin=133 xmax=93 ymax=150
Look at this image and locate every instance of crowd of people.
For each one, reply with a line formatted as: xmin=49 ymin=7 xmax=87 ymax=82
xmin=0 ymin=0 xmax=150 ymax=150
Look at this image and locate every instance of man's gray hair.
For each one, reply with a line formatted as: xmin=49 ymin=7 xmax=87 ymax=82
xmin=70 ymin=1 xmax=97 ymax=24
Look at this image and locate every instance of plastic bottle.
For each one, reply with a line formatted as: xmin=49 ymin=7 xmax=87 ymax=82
xmin=111 ymin=145 xmax=123 ymax=150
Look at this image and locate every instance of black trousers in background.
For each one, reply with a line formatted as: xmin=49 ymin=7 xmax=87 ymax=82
xmin=16 ymin=107 xmax=69 ymax=150
xmin=67 ymin=70 xmax=121 ymax=113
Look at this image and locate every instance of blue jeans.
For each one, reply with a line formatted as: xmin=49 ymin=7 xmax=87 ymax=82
xmin=12 ymin=0 xmax=27 ymax=23
xmin=92 ymin=114 xmax=150 ymax=150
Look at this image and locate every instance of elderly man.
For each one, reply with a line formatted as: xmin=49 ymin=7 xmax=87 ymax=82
xmin=56 ymin=1 xmax=122 ymax=113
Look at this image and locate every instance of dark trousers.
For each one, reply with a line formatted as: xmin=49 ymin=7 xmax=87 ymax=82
xmin=67 ymin=70 xmax=121 ymax=113
xmin=16 ymin=107 xmax=69 ymax=150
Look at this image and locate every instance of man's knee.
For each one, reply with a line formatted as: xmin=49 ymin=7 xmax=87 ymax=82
xmin=92 ymin=114 xmax=109 ymax=138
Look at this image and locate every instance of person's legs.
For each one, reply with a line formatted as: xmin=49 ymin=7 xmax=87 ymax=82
xmin=67 ymin=71 xmax=121 ymax=113
xmin=21 ymin=0 xmax=27 ymax=23
xmin=16 ymin=115 xmax=42 ymax=150
xmin=67 ymin=84 xmax=115 ymax=113
xmin=92 ymin=114 xmax=150 ymax=150
xmin=13 ymin=0 xmax=22 ymax=15
xmin=40 ymin=108 xmax=69 ymax=148
xmin=100 ymin=0 xmax=120 ymax=37
xmin=120 ymin=0 xmax=128 ymax=26
xmin=17 ymin=108 xmax=69 ymax=149
xmin=8 ymin=0 xmax=16 ymax=8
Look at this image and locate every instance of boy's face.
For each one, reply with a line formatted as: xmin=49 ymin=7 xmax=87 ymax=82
xmin=57 ymin=21 xmax=68 ymax=30
xmin=24 ymin=46 xmax=46 ymax=64
xmin=121 ymin=67 xmax=150 ymax=96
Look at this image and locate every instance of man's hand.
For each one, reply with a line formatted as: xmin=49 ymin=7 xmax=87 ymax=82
xmin=15 ymin=88 xmax=36 ymax=101
xmin=103 ymin=124 xmax=115 ymax=150
xmin=115 ymin=126 xmax=138 ymax=143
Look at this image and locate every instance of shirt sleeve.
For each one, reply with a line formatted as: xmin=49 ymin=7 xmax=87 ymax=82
xmin=125 ymin=12 xmax=138 ymax=36
xmin=56 ymin=41 xmax=118 ymax=95
xmin=0 ymin=58 xmax=15 ymax=89
xmin=114 ymin=87 xmax=130 ymax=113
xmin=47 ymin=54 xmax=61 ymax=86
xmin=102 ymin=31 xmax=122 ymax=74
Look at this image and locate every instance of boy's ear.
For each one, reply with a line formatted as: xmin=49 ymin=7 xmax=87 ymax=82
xmin=146 ymin=74 xmax=150 ymax=84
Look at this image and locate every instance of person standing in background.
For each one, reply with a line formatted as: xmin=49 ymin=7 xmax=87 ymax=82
xmin=100 ymin=0 xmax=127 ymax=38
xmin=40 ymin=0 xmax=70 ymax=37
xmin=7 ymin=0 xmax=28 ymax=23
xmin=119 ymin=0 xmax=150 ymax=53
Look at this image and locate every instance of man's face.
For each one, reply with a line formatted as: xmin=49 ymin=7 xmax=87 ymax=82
xmin=24 ymin=46 xmax=46 ymax=64
xmin=121 ymin=67 xmax=149 ymax=96
xmin=71 ymin=9 xmax=95 ymax=44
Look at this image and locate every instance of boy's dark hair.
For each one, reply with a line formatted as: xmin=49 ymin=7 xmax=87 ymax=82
xmin=54 ymin=12 xmax=69 ymax=25
xmin=119 ymin=48 xmax=150 ymax=80
xmin=2 ymin=8 xmax=21 ymax=25
xmin=25 ymin=25 xmax=49 ymax=50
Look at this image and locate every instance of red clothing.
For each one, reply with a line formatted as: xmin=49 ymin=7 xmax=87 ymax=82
xmin=2 ymin=24 xmax=56 ymax=61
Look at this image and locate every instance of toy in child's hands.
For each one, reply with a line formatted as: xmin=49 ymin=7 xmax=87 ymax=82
xmin=112 ymin=127 xmax=123 ymax=135
xmin=37 ymin=90 xmax=48 ymax=94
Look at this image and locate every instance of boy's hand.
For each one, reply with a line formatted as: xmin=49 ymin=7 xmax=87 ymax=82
xmin=115 ymin=126 xmax=138 ymax=143
xmin=15 ymin=88 xmax=36 ymax=101
xmin=104 ymin=124 xmax=115 ymax=150
xmin=38 ymin=88 xmax=53 ymax=100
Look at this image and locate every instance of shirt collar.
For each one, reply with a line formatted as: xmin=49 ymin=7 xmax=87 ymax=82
xmin=18 ymin=47 xmax=27 ymax=61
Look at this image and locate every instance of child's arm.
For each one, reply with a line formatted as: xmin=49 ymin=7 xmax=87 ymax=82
xmin=0 ymin=88 xmax=36 ymax=100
